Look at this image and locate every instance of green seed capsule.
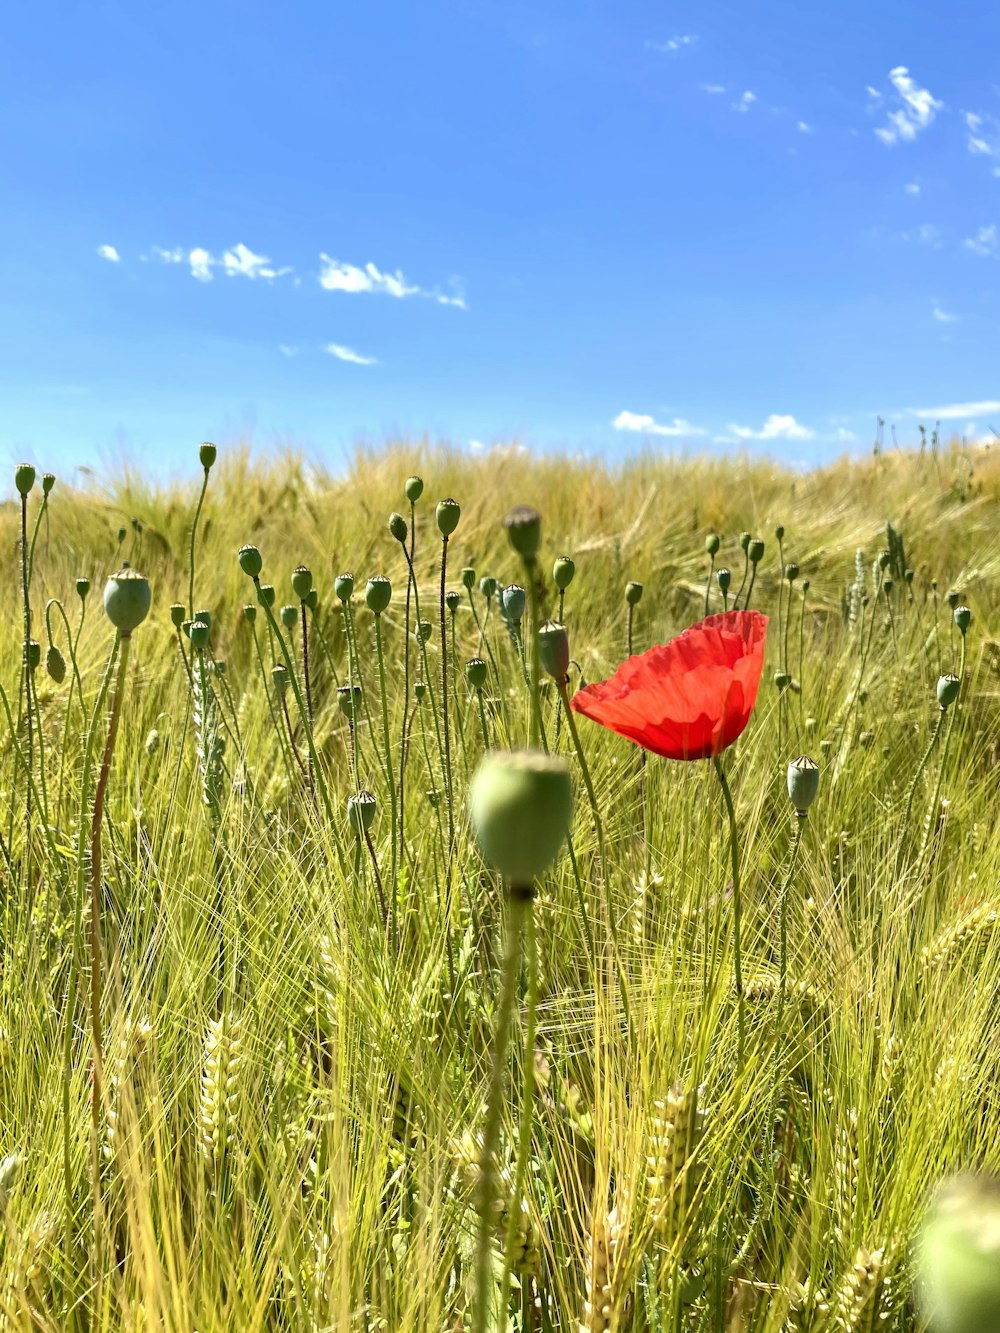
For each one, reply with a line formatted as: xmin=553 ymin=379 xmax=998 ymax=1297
xmin=280 ymin=604 xmax=298 ymax=628
xmin=404 ymin=475 xmax=424 ymax=503
xmin=947 ymin=590 xmax=960 ymax=610
xmin=479 ymin=576 xmax=498 ymax=599
xmin=116 ymin=527 xmax=127 ymax=544
xmin=716 ymin=568 xmax=731 ymax=594
xmin=389 ymin=512 xmax=408 ymax=543
xmin=774 ymin=524 xmax=784 ymax=541
xmin=905 ymin=568 xmax=914 ymax=585
xmin=787 ymin=755 xmax=820 ymax=815
xmin=14 ymin=463 xmax=35 ymax=497
xmin=739 ymin=531 xmax=751 ymax=553
xmin=436 ymin=498 xmax=461 ymax=537
xmin=414 ymin=680 xmax=427 ymax=702
xmin=553 ymin=555 xmax=576 ymax=590
xmin=366 ymin=575 xmax=392 ymax=614
xmin=937 ymin=673 xmax=961 ymax=710
xmin=337 ymin=683 xmax=362 ymax=718
xmin=786 ymin=563 xmax=800 ymax=583
xmin=303 ymin=589 xmax=318 ymax=611
xmin=470 ymin=750 xmax=574 ymax=885
xmin=194 ymin=609 xmax=212 ymax=630
xmin=25 ymin=640 xmax=40 ymax=671
xmin=348 ymin=790 xmax=377 ymax=837
xmin=189 ymin=620 xmax=210 ymax=650
xmin=417 ymin=620 xmax=433 ymax=645
xmin=918 ymin=1175 xmax=1000 ymax=1333
xmin=103 ymin=568 xmax=151 ymax=634
xmin=291 ymin=565 xmax=313 ymax=601
xmin=169 ymin=603 xmax=185 ymax=628
xmin=334 ymin=572 xmax=355 ymax=602
xmin=774 ymin=671 xmax=792 ymax=691
xmin=199 ymin=442 xmax=217 ymax=470
xmin=705 ymin=533 xmax=720 ymax=557
xmin=75 ymin=577 xmax=90 ymax=601
xmin=42 ymin=472 xmax=55 ymax=496
xmin=258 ymin=584 xmax=276 ymax=608
xmin=954 ymin=605 xmax=972 ymax=634
xmin=461 ymin=566 xmax=476 ymax=590
xmin=445 ymin=590 xmax=460 ymax=614
xmin=748 ymin=538 xmax=765 ymax=564
xmin=243 ymin=603 xmax=257 ymax=624
xmin=501 ymin=584 xmax=526 ymax=622
xmin=466 ymin=657 xmax=488 ymax=689
xmin=213 ymin=660 xmax=227 ymax=677
xmin=271 ymin=664 xmax=289 ymax=695
xmin=46 ymin=644 xmax=66 ymax=684
xmin=878 ymin=549 xmax=891 ymax=571
xmin=238 ymin=545 xmax=263 ymax=579
xmin=538 ymin=620 xmax=570 ymax=681
xmin=625 ymin=581 xmax=643 ymax=606
xmin=503 ymin=504 xmax=541 ymax=559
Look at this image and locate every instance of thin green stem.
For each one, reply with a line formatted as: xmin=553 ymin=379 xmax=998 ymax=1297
xmin=374 ymin=613 xmax=399 ymax=903
xmin=502 ymin=900 xmax=537 ymax=1314
xmin=439 ymin=535 xmax=455 ymax=845
xmin=713 ymin=755 xmax=745 ymax=1070
xmin=777 ymin=816 xmax=805 ymax=1032
xmin=188 ymin=467 xmax=210 ymax=617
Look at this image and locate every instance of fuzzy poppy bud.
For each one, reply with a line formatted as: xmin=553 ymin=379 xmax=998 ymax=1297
xmin=189 ymin=620 xmax=210 ymax=650
xmin=280 ymin=604 xmax=298 ymax=628
xmin=348 ymin=790 xmax=377 ymax=837
xmin=466 ymin=657 xmax=488 ymax=689
xmin=417 ymin=620 xmax=433 ymax=645
xmin=76 ymin=577 xmax=90 ymax=601
xmin=436 ymin=498 xmax=461 ymax=537
xmin=258 ymin=584 xmax=276 ymax=608
xmin=338 ymin=683 xmax=362 ymax=719
xmin=414 ymin=680 xmax=427 ymax=702
xmin=404 ymin=475 xmax=424 ymax=503
xmin=445 ymin=590 xmax=460 ymax=614
xmin=243 ymin=603 xmax=257 ymax=624
xmin=739 ymin=531 xmax=751 ymax=553
xmin=169 ymin=603 xmax=185 ymax=628
xmin=46 ymin=644 xmax=66 ymax=684
xmin=389 ymin=511 xmax=408 ymax=543
xmin=24 ymin=640 xmax=40 ymax=671
xmin=501 ymin=584 xmax=526 ymax=623
xmin=461 ymin=566 xmax=476 ymax=590
xmin=14 ymin=463 xmax=35 ymax=497
xmin=334 ymin=572 xmax=354 ymax=602
xmin=553 ymin=556 xmax=576 ymax=590
xmin=366 ymin=575 xmax=392 ymax=614
xmin=199 ymin=442 xmax=217 ymax=470
xmin=786 ymin=563 xmax=799 ymax=583
xmin=470 ymin=750 xmax=573 ymax=886
xmin=716 ymin=568 xmax=731 ymax=594
xmin=918 ymin=1175 xmax=1000 ymax=1333
xmin=42 ymin=472 xmax=55 ymax=496
xmin=787 ymin=755 xmax=820 ymax=816
xmin=947 ymin=590 xmax=960 ymax=610
xmin=103 ymin=568 xmax=151 ymax=634
xmin=705 ymin=533 xmax=720 ymax=556
xmin=954 ymin=605 xmax=972 ymax=635
xmin=291 ymin=565 xmax=313 ymax=601
xmin=271 ymin=664 xmax=289 ymax=696
xmin=937 ymin=673 xmax=961 ymax=710
xmin=304 ymin=589 xmax=318 ymax=611
xmin=238 ymin=545 xmax=263 ymax=579
xmin=538 ymin=620 xmax=570 ymax=681
xmin=625 ymin=581 xmax=643 ymax=607
xmin=748 ymin=538 xmax=765 ymax=565
xmin=479 ymin=576 xmax=498 ymax=599
xmin=503 ymin=504 xmax=541 ymax=559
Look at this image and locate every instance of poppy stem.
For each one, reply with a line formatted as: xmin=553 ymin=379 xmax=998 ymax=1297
xmin=712 ymin=755 xmax=746 ymax=1069
xmin=704 ymin=554 xmax=715 ymax=618
xmin=777 ymin=814 xmax=805 ymax=1033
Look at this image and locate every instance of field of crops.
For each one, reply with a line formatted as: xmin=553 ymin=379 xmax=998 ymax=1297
xmin=2 ymin=440 xmax=999 ymax=1332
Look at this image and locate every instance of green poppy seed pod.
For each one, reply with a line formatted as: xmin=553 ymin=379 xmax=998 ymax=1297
xmin=954 ymin=605 xmax=972 ymax=635
xmin=414 ymin=680 xmax=427 ymax=702
xmin=705 ymin=533 xmax=720 ymax=557
xmin=45 ymin=644 xmax=66 ymax=684
xmin=918 ymin=1175 xmax=1000 ymax=1333
xmin=189 ymin=620 xmax=210 ymax=650
xmin=501 ymin=584 xmax=526 ymax=623
xmin=739 ymin=531 xmax=751 ymax=553
xmin=348 ymin=790 xmax=377 ymax=838
xmin=14 ymin=463 xmax=35 ymax=497
xmin=181 ymin=619 xmax=193 ymax=639
xmin=884 ymin=578 xmax=894 ymax=595
xmin=466 ymin=657 xmax=488 ymax=689
xmin=145 ymin=728 xmax=161 ymax=756
xmin=42 ymin=472 xmax=55 ymax=496
xmin=243 ymin=603 xmax=257 ymax=624
xmin=238 ymin=544 xmax=263 ymax=579
xmin=538 ymin=620 xmax=570 ymax=681
xmin=947 ymin=590 xmax=960 ymax=610
xmin=878 ymin=549 xmax=891 ymax=571
xmin=748 ymin=538 xmax=765 ymax=565
xmin=194 ymin=609 xmax=212 ymax=630
xmin=334 ymin=572 xmax=355 ymax=602
xmin=427 ymin=788 xmax=441 ymax=808
xmin=436 ymin=497 xmax=461 ymax=537
xmin=937 ymin=674 xmax=961 ymax=710
xmin=199 ymin=442 xmax=217 ymax=470
xmin=553 ymin=555 xmax=576 ymax=590
xmin=461 ymin=566 xmax=476 ymax=590
xmin=470 ymin=750 xmax=574 ymax=886
xmin=480 ymin=576 xmax=498 ymax=599
xmin=802 ymin=579 xmax=810 ymax=593
xmin=169 ymin=603 xmax=185 ymax=628
xmin=280 ymin=604 xmax=298 ymax=629
xmin=417 ymin=620 xmax=433 ymax=645
xmin=503 ymin=504 xmax=541 ymax=559
xmin=445 ymin=590 xmax=460 ymax=614
xmin=774 ymin=524 xmax=785 ymax=541
xmin=213 ymin=660 xmax=227 ymax=677
xmin=625 ymin=581 xmax=643 ymax=607
xmin=337 ymin=683 xmax=362 ymax=719
xmin=787 ymin=755 xmax=820 ymax=816
xmin=258 ymin=584 xmax=276 ymax=608
xmin=905 ymin=568 xmax=915 ymax=585
xmin=116 ymin=527 xmax=127 ymax=544
xmin=774 ymin=671 xmax=792 ymax=691
xmin=271 ymin=663 xmax=290 ymax=696
xmin=75 ymin=576 xmax=90 ymax=601
xmin=404 ymin=475 xmax=424 ymax=503
xmin=291 ymin=565 xmax=313 ymax=601
xmin=389 ymin=511 xmax=408 ymax=543
xmin=304 ymin=588 xmax=318 ymax=611
xmin=25 ymin=640 xmax=40 ymax=671
xmin=716 ymin=567 xmax=732 ymax=594
xmin=103 ymin=568 xmax=151 ymax=634
xmin=786 ymin=563 xmax=800 ymax=583
xmin=366 ymin=575 xmax=392 ymax=614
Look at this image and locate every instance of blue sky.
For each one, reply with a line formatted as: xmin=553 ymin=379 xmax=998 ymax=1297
xmin=2 ymin=0 xmax=999 ymax=476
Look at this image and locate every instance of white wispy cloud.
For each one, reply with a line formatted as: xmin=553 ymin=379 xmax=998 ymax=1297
xmin=147 ymin=242 xmax=292 ymax=282
xmin=701 ymin=83 xmax=726 ymax=95
xmin=964 ymin=224 xmax=998 ymax=257
xmin=904 ymin=182 xmax=921 ymax=196
xmin=932 ymin=305 xmax=957 ymax=323
xmin=726 ymin=413 xmax=815 ymax=441
xmin=909 ymin=400 xmax=1000 ymax=419
xmin=150 ymin=245 xmax=184 ymax=263
xmin=97 ymin=244 xmax=120 ymax=263
xmin=646 ymin=34 xmax=697 ymax=53
xmin=278 ymin=345 xmax=298 ymax=358
xmin=732 ymin=90 xmax=757 ymax=114
xmin=221 ymin=243 xmax=291 ymax=280
xmin=324 ymin=342 xmax=378 ymax=366
xmin=188 ymin=248 xmax=215 ymax=282
xmin=964 ymin=111 xmax=1000 ymax=173
xmin=797 ymin=121 xmax=813 ymax=134
xmin=318 ymin=256 xmax=419 ymax=298
xmin=873 ymin=66 xmax=942 ymax=146
xmin=612 ymin=411 xmax=705 ymax=438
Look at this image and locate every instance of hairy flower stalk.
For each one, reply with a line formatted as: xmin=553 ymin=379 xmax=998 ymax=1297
xmin=704 ymin=534 xmax=720 ymax=617
xmin=188 ymin=442 xmax=216 ymax=617
xmin=779 ymin=756 xmax=819 ymax=1028
xmin=16 ymin=465 xmax=34 ymax=869
xmin=367 ymin=576 xmax=399 ymax=901
xmin=437 ymin=499 xmax=461 ymax=846
xmin=714 ymin=756 xmax=746 ymax=1067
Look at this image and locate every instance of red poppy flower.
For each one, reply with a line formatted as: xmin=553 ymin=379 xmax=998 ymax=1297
xmin=570 ymin=610 xmax=768 ymax=760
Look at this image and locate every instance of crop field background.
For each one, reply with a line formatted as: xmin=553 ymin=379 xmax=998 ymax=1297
xmin=1 ymin=439 xmax=999 ymax=1332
